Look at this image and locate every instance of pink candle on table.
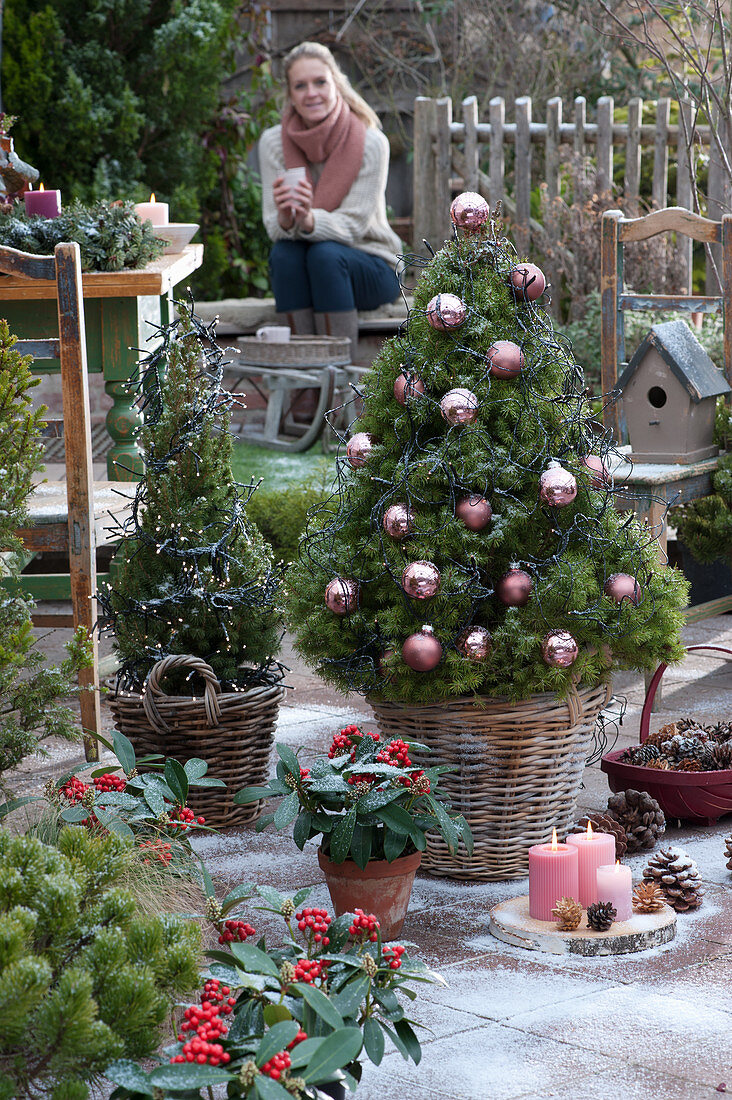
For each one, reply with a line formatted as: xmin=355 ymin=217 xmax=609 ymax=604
xmin=528 ymin=828 xmax=579 ymax=921
xmin=134 ymin=192 xmax=169 ymax=226
xmin=24 ymin=183 xmax=62 ymax=219
xmin=596 ymin=861 xmax=633 ymax=922
xmin=566 ymin=822 xmax=616 ymax=908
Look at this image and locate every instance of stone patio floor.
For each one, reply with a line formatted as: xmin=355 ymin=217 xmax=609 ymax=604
xmin=11 ymin=613 xmax=732 ymax=1099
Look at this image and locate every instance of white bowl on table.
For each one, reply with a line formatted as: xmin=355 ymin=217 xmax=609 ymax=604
xmin=154 ymin=223 xmax=199 ymax=251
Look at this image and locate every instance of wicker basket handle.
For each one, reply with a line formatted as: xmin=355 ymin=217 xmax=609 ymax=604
xmin=639 ymin=645 xmax=732 ymax=743
xmin=142 ymin=654 xmax=223 ymax=734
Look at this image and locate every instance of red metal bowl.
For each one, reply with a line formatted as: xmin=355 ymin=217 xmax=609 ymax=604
xmin=601 ymin=750 xmax=732 ymax=824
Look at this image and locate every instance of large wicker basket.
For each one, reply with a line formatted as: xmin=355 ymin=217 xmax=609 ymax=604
xmin=369 ymin=681 xmax=611 ymax=881
xmin=109 ymin=655 xmax=284 ymax=828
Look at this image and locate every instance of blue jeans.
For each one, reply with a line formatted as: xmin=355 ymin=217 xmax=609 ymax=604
xmin=269 ymin=240 xmax=400 ymax=312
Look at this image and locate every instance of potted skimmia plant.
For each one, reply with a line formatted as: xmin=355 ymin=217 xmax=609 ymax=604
xmin=235 ymin=725 xmax=473 ymax=937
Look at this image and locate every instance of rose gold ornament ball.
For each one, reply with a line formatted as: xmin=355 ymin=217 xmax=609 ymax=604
xmin=324 ymin=577 xmax=359 ymax=615
xmin=346 ymin=432 xmax=374 ymax=468
xmin=402 ymin=625 xmax=443 ymax=672
xmin=456 ymin=625 xmax=492 ymax=662
xmin=604 ymin=573 xmax=641 ymax=606
xmin=509 ymin=262 xmax=546 ymax=302
xmin=394 ymin=372 xmax=426 ymax=406
xmin=541 ymin=630 xmax=579 ymax=668
xmin=496 ymin=568 xmax=533 ymax=607
xmin=383 ymin=503 xmax=415 ymax=540
xmin=450 ymin=191 xmax=490 ymax=232
xmin=426 ymin=293 xmax=467 ymax=331
xmin=440 ymin=387 xmax=479 ymax=426
xmin=402 ymin=560 xmax=441 ymax=599
xmin=487 ymin=340 xmax=525 ymax=379
xmin=455 ymin=494 xmax=492 ymax=531
xmin=581 ymin=453 xmax=610 ymax=489
xmin=539 ymin=464 xmax=578 ymax=507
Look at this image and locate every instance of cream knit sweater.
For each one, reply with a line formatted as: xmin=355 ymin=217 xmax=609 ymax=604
xmin=259 ymin=124 xmax=402 ymax=269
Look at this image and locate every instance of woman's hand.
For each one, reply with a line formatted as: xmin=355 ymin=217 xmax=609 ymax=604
xmin=273 ymin=175 xmax=314 ymax=232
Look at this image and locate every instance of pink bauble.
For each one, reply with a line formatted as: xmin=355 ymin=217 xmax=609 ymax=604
xmin=426 ymin=293 xmax=467 ymax=331
xmin=346 ymin=432 xmax=374 ymax=468
xmin=539 ymin=463 xmax=578 ymax=507
xmin=581 ymin=453 xmax=610 ymax=489
xmin=604 ymin=573 xmax=641 ymax=606
xmin=487 ymin=340 xmax=525 ymax=380
xmin=440 ymin=388 xmax=479 ymax=426
xmin=450 ymin=191 xmax=490 ymax=232
xmin=509 ymin=262 xmax=546 ymax=302
xmin=456 ymin=625 xmax=492 ymax=662
xmin=541 ymin=630 xmax=579 ymax=668
xmin=496 ymin=568 xmax=533 ymax=607
xmin=324 ymin=577 xmax=359 ymax=615
xmin=455 ymin=494 xmax=492 ymax=531
xmin=383 ymin=503 xmax=415 ymax=540
xmin=402 ymin=625 xmax=443 ymax=672
xmin=394 ymin=372 xmax=426 ymax=406
xmin=402 ymin=560 xmax=441 ymax=599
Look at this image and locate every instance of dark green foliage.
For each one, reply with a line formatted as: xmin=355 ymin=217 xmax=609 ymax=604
xmin=0 ymin=201 xmax=163 ymax=272
xmin=672 ymin=452 xmax=732 ymax=564
xmin=246 ymin=482 xmax=330 ymax=565
xmin=0 ymin=829 xmax=200 ymax=1099
xmin=286 ymin=225 xmax=688 ymax=704
xmin=0 ymin=323 xmax=91 ymax=790
xmin=99 ymin=309 xmax=282 ymax=690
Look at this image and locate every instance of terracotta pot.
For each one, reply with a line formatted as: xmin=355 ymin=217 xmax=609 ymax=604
xmin=317 ymin=848 xmax=422 ymax=940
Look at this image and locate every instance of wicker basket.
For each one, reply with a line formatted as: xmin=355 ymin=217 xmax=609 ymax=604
xmin=109 ymin=655 xmax=284 ymax=828
xmin=369 ymin=681 xmax=611 ymax=881
xmin=236 ymin=335 xmax=351 ymax=368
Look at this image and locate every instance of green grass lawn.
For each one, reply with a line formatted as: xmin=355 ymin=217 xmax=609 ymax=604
xmin=231 ymin=439 xmax=332 ymax=490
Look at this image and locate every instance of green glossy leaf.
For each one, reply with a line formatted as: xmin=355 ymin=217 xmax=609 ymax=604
xmin=349 ymin=823 xmax=372 ymax=870
xmin=234 ymin=784 xmax=275 ymax=805
xmin=255 ymin=1020 xmax=301 ymax=1067
xmin=60 ymin=805 xmax=90 ymax=822
xmin=373 ymin=986 xmax=401 ymax=1016
xmin=330 ymin=972 xmax=370 ymax=1020
xmin=329 ymin=807 xmax=357 ymax=863
xmin=356 ymin=787 xmax=404 ymax=813
xmin=292 ymin=811 xmax=313 ymax=849
xmin=293 ymin=981 xmax=344 ymax=1030
xmin=424 ymin=794 xmax=460 ymax=853
xmin=256 ymin=884 xmax=284 ymax=910
xmin=164 ymin=758 xmax=188 ymax=804
xmin=0 ymin=796 xmax=39 ymax=818
xmin=255 ymin=813 xmax=276 ymax=832
xmin=104 ymin=1059 xmax=154 ymax=1090
xmin=275 ymin=741 xmax=301 ymax=779
xmin=112 ymin=730 xmax=136 ymax=774
xmin=383 ymin=829 xmax=407 ymax=862
xmin=148 ymin=1062 xmax=231 ymax=1087
xmin=188 ymin=775 xmax=226 ymax=788
xmin=301 ymin=1027 xmax=363 ymax=1084
xmin=226 ymin=1003 xmax=258 ymax=1043
xmin=394 ymin=1018 xmax=422 ymax=1064
xmin=363 ymin=1017 xmax=385 ymax=1065
xmin=374 ymin=803 xmax=420 ymax=840
xmin=263 ymin=1003 xmax=293 ymax=1026
xmin=254 ymin=1075 xmax=292 ymax=1100
xmin=221 ymin=882 xmax=256 ymax=914
xmin=144 ymin=783 xmax=165 ymax=816
xmin=183 ymin=757 xmax=208 ymax=780
xmin=230 ymin=941 xmax=281 ymax=978
xmin=380 ymin=1020 xmax=410 ymax=1061
xmin=292 ymin=886 xmax=313 ymax=907
xmin=104 ymin=816 xmax=134 ymax=839
xmin=273 ymin=791 xmax=300 ymax=830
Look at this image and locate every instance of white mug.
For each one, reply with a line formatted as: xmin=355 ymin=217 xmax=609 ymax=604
xmin=256 ymin=325 xmax=291 ymax=342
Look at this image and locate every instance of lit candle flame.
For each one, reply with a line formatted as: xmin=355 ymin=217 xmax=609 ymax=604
xmin=586 ymin=820 xmax=593 ymax=839
xmin=150 ymin=192 xmax=156 ymax=202
xmin=615 ymin=860 xmax=621 ymax=870
xmin=39 ymin=183 xmax=45 ymax=192
xmin=550 ymin=827 xmax=558 ymax=851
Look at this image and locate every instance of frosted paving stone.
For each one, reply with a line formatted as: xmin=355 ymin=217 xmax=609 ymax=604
xmin=489 ymin=894 xmax=676 ymax=955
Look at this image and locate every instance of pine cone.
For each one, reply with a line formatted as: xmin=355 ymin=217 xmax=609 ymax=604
xmin=725 ymin=836 xmax=732 ymax=871
xmin=709 ymin=721 xmax=732 ymax=743
xmin=569 ymin=813 xmax=628 ymax=859
xmin=606 ymin=788 xmax=665 ymax=852
xmin=645 ymin=722 xmax=677 ymax=747
xmin=552 ymin=896 xmax=582 ymax=931
xmin=623 ymin=744 xmax=660 ymax=766
xmin=645 ymin=758 xmax=671 ymax=770
xmin=586 ymin=901 xmax=616 ymax=931
xmin=632 ymin=881 xmax=665 ymax=913
xmin=675 ymin=757 xmax=702 ymax=772
xmin=712 ymin=742 xmax=732 ymax=770
xmin=665 ymin=733 xmax=708 ymax=762
xmin=643 ymin=848 xmax=705 ymax=912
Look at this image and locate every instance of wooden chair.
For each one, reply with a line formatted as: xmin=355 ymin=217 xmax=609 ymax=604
xmin=1 ymin=242 xmax=107 ymax=760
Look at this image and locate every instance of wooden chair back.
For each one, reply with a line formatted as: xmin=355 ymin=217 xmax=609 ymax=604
xmin=600 ymin=206 xmax=732 ymax=441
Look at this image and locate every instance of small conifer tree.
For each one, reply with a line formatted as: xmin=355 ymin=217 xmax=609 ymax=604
xmin=286 ymin=198 xmax=688 ymax=703
xmin=99 ymin=308 xmax=282 ymax=691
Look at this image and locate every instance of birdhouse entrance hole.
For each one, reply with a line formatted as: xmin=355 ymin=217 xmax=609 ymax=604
xmin=648 ymin=386 xmax=667 ymax=408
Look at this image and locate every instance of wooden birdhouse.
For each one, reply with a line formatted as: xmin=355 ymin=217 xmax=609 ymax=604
xmin=617 ymin=319 xmax=730 ymax=464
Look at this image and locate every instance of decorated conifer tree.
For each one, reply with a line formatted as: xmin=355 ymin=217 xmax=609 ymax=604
xmin=99 ymin=307 xmax=282 ymax=692
xmin=287 ymin=195 xmax=688 ymax=704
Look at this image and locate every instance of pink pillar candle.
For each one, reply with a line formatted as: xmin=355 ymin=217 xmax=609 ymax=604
xmin=24 ymin=185 xmax=62 ymax=218
xmin=134 ymin=193 xmax=169 ymax=226
xmin=528 ymin=834 xmax=579 ymax=921
xmin=566 ymin=828 xmax=616 ymax=908
xmin=596 ymin=863 xmax=633 ymax=922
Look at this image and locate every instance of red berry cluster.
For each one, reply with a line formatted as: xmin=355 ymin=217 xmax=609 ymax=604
xmin=139 ymin=839 xmax=173 ymax=865
xmin=170 ymin=805 xmax=206 ymax=830
xmin=171 ymin=986 xmax=235 ymax=1066
xmin=93 ymin=772 xmax=126 ymax=793
xmin=218 ymin=919 xmax=257 ymax=945
xmin=201 ymin=978 xmax=237 ymax=1014
xmin=383 ymin=944 xmax=406 ymax=970
xmin=296 ymin=907 xmax=331 ymax=945
xmin=293 ymin=958 xmax=327 ymax=984
xmin=349 ymin=908 xmax=380 ymax=941
xmin=261 ymin=1051 xmax=291 ymax=1080
xmin=328 ymin=724 xmax=380 ymax=760
xmin=376 ymin=739 xmax=413 ymax=768
xmin=60 ymin=776 xmax=89 ymax=803
xmin=299 ymin=766 xmax=311 ymax=781
xmin=287 ymin=1028 xmax=308 ymax=1050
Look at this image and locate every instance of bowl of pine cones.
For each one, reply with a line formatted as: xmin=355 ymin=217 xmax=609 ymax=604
xmin=601 ymin=646 xmax=732 ymax=824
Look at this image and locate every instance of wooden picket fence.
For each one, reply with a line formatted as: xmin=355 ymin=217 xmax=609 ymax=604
xmin=413 ymin=94 xmax=730 ymax=298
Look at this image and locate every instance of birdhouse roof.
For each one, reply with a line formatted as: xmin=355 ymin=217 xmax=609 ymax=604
xmin=618 ymin=319 xmax=731 ymax=403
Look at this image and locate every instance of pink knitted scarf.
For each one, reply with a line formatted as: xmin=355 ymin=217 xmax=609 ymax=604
xmin=281 ymin=96 xmax=366 ymax=212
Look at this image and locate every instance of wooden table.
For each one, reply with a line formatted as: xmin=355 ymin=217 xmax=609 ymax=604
xmin=0 ymin=245 xmax=203 ymax=480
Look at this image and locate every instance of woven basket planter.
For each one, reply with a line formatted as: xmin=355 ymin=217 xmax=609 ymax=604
xmin=369 ymin=681 xmax=611 ymax=881
xmin=109 ymin=655 xmax=284 ymax=829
